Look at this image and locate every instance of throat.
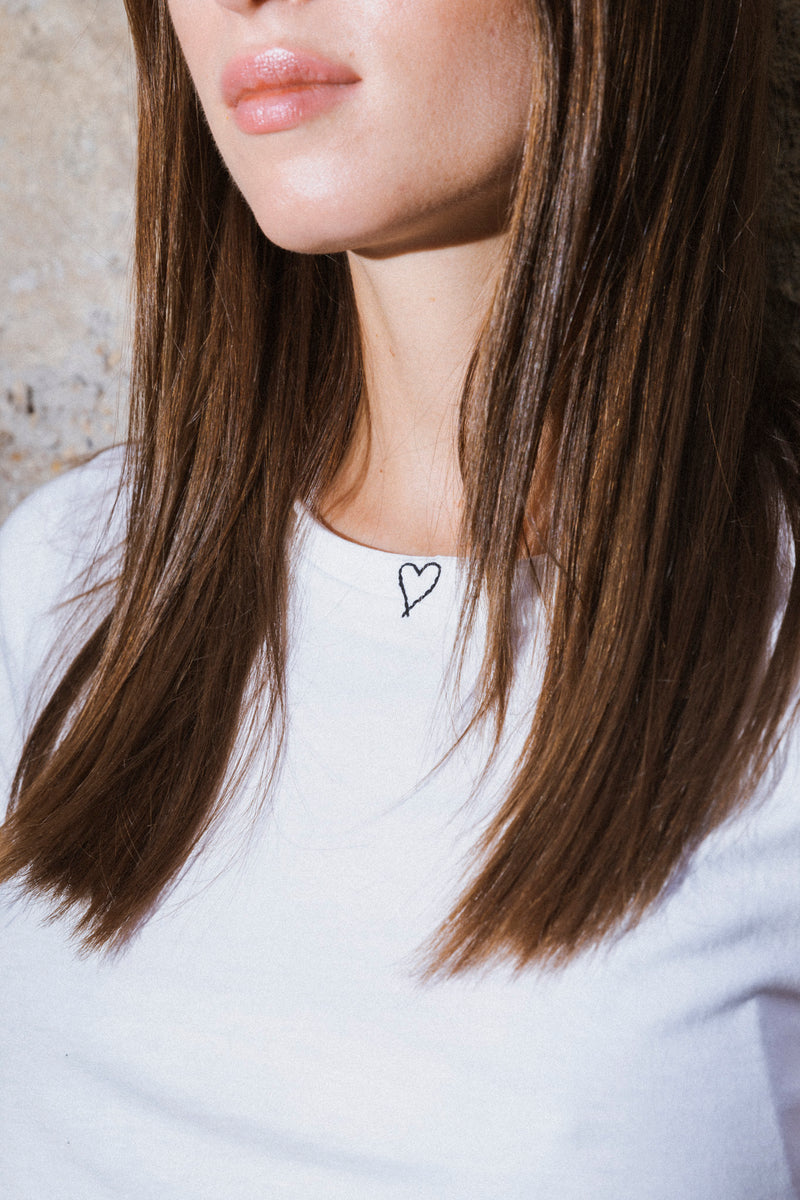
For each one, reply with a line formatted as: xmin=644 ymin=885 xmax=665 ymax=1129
xmin=319 ymin=468 xmax=463 ymax=558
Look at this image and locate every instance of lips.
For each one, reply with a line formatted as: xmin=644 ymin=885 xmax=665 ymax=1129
xmin=221 ymin=48 xmax=361 ymax=134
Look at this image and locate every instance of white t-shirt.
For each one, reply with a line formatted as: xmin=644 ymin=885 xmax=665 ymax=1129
xmin=1 ymin=450 xmax=799 ymax=1199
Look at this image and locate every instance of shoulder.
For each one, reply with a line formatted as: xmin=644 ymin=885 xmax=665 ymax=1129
xmin=0 ymin=447 xmax=126 ymax=643
xmin=0 ymin=445 xmax=126 ymax=562
xmin=0 ymin=448 xmax=127 ymax=791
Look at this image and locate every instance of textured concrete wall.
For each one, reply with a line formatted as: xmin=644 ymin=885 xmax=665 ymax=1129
xmin=0 ymin=1 xmax=134 ymax=523
xmin=1 ymin=1 xmax=799 ymax=525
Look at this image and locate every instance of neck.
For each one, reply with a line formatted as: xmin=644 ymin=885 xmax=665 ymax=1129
xmin=320 ymin=235 xmax=506 ymax=556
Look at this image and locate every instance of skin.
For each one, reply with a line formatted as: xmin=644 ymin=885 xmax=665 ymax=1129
xmin=167 ymin=0 xmax=534 ymax=554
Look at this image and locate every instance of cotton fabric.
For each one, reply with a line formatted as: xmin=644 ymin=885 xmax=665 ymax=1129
xmin=1 ymin=451 xmax=799 ymax=1198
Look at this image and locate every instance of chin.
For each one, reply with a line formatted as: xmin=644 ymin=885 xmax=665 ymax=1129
xmin=238 ymin=192 xmax=374 ymax=256
xmin=255 ymin=225 xmax=359 ymax=256
xmin=245 ymin=214 xmax=394 ymax=257
xmin=229 ymin=151 xmax=514 ymax=258
xmin=244 ymin=194 xmax=509 ymax=259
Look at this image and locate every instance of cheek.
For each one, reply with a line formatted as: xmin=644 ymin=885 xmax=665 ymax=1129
xmin=166 ymin=1 xmax=204 ymax=67
xmin=385 ymin=4 xmax=533 ymax=171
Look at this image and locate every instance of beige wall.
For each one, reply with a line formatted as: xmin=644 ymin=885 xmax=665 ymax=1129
xmin=1 ymin=1 xmax=799 ymax=524
xmin=0 ymin=1 xmax=134 ymax=523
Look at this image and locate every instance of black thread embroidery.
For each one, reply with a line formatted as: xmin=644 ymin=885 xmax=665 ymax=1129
xmin=398 ymin=561 xmax=442 ymax=618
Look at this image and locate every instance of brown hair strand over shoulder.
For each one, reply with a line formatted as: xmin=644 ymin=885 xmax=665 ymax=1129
xmin=2 ymin=0 xmax=799 ymax=976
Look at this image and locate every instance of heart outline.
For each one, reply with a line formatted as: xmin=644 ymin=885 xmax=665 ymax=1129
xmin=398 ymin=561 xmax=442 ymax=618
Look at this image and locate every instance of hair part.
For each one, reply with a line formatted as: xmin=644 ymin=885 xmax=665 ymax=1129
xmin=2 ymin=0 xmax=799 ymax=974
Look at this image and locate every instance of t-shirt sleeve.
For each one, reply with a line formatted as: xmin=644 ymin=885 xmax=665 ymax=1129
xmin=0 ymin=518 xmax=25 ymax=816
xmin=0 ymin=450 xmax=126 ymax=821
xmin=0 ymin=487 xmax=52 ymax=818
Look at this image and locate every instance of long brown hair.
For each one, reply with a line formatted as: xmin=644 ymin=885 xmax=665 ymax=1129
xmin=2 ymin=0 xmax=799 ymax=974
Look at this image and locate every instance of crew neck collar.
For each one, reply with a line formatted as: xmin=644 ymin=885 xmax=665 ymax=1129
xmin=291 ymin=502 xmax=542 ymax=646
xmin=292 ymin=501 xmax=468 ymax=606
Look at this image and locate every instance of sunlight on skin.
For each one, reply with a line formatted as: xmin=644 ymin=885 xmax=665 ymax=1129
xmin=167 ymin=0 xmax=535 ymax=555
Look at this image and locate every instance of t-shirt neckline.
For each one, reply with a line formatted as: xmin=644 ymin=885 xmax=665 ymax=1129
xmin=292 ymin=501 xmax=468 ymax=607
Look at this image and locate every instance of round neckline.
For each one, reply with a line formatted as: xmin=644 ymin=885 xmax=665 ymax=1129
xmin=292 ymin=501 xmax=545 ymax=612
xmin=292 ymin=500 xmax=467 ymax=602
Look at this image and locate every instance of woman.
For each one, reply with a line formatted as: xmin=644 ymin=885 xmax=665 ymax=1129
xmin=1 ymin=0 xmax=798 ymax=1194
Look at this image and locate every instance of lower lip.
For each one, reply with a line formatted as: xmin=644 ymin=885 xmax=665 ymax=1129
xmin=231 ymin=82 xmax=359 ymax=134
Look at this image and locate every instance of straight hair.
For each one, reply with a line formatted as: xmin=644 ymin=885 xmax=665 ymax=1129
xmin=2 ymin=0 xmax=799 ymax=975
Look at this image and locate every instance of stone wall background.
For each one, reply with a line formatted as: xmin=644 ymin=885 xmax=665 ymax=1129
xmin=0 ymin=0 xmax=799 ymax=525
xmin=0 ymin=0 xmax=134 ymax=524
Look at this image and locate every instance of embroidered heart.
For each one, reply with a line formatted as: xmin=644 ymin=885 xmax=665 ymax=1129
xmin=398 ymin=561 xmax=442 ymax=618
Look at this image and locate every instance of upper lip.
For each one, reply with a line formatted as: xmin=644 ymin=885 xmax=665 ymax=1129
xmin=221 ymin=47 xmax=361 ymax=107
